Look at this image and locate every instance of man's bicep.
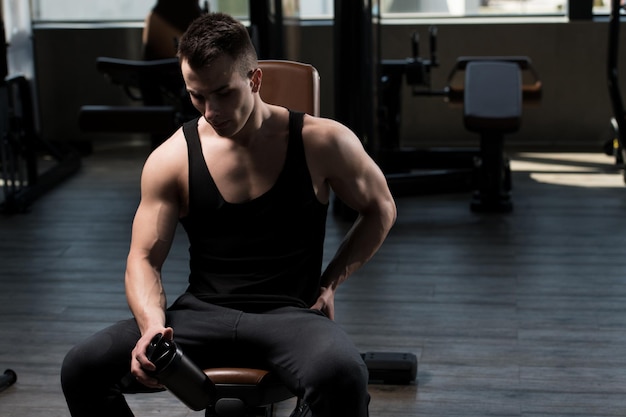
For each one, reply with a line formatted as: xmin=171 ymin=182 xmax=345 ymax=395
xmin=129 ymin=197 xmax=178 ymax=268
xmin=128 ymin=158 xmax=180 ymax=269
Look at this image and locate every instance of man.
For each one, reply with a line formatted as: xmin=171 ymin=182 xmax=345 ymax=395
xmin=61 ymin=12 xmax=396 ymax=417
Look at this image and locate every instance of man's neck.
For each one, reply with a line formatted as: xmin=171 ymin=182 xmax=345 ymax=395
xmin=229 ymin=101 xmax=273 ymax=147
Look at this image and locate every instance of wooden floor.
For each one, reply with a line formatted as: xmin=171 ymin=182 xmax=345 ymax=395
xmin=2 ymin=140 xmax=626 ymax=417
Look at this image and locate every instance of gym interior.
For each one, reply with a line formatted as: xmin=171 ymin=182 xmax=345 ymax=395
xmin=2 ymin=0 xmax=626 ymax=416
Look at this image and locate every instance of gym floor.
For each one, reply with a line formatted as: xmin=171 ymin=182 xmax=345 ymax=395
xmin=1 ymin=140 xmax=626 ymax=416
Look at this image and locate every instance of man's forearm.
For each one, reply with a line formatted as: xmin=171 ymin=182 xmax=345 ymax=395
xmin=321 ymin=206 xmax=395 ymax=289
xmin=125 ymin=260 xmax=167 ymax=335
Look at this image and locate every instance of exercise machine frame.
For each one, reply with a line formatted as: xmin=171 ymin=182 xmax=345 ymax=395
xmin=607 ymin=0 xmax=626 ymax=182
xmin=377 ymin=27 xmax=541 ymax=212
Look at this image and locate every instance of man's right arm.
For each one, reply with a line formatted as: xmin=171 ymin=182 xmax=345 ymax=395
xmin=125 ymin=141 xmax=183 ymax=387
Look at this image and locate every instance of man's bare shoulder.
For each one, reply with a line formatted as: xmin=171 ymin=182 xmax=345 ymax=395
xmin=141 ymin=126 xmax=188 ymax=186
xmin=301 ymin=115 xmax=366 ymax=158
xmin=302 ymin=114 xmax=348 ymax=138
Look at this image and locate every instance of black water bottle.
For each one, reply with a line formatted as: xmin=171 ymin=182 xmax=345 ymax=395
xmin=145 ymin=333 xmax=215 ymax=411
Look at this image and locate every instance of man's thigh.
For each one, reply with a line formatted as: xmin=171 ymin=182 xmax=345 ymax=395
xmin=235 ymin=307 xmax=364 ymax=386
xmin=166 ymin=298 xmax=363 ymax=381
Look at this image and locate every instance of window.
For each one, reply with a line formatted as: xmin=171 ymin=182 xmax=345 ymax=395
xmin=28 ymin=0 xmax=611 ymax=22
xmin=380 ymin=0 xmax=565 ymax=16
xmin=30 ymin=0 xmax=249 ymax=22
xmin=31 ymin=0 xmax=156 ymax=22
xmin=379 ymin=0 xmax=613 ymax=18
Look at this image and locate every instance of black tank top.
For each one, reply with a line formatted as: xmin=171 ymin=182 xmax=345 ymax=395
xmin=179 ymin=111 xmax=328 ymax=310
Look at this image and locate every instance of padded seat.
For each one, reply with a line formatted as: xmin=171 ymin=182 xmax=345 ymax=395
xmin=463 ymin=60 xmax=522 ymax=133
xmin=443 ymin=57 xmax=538 ymax=213
xmin=203 ymin=368 xmax=295 ymax=417
xmin=258 ymin=60 xmax=320 ymax=117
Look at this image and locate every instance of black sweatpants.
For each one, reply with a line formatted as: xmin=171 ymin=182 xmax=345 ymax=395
xmin=61 ymin=293 xmax=370 ymax=417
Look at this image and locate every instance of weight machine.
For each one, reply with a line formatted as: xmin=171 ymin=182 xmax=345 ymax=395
xmin=333 ymin=0 xmax=541 ymax=213
xmin=377 ymin=27 xmax=541 ymax=212
xmin=0 ymin=0 xmax=80 ymax=214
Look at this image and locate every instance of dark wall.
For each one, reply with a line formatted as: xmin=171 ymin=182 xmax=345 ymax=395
xmin=34 ymin=25 xmax=145 ymax=147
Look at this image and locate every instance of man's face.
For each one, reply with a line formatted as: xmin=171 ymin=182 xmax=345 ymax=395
xmin=181 ymin=55 xmax=256 ymax=137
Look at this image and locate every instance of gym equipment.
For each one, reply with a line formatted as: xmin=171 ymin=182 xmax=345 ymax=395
xmin=0 ymin=369 xmax=17 ymax=393
xmin=378 ymin=28 xmax=541 ymax=212
xmin=454 ymin=56 xmax=540 ymax=212
xmin=606 ymin=0 xmax=626 ymax=181
xmin=79 ymin=1 xmax=200 ymax=148
xmin=78 ymin=57 xmax=188 ymax=148
xmin=333 ymin=0 xmax=541 ymax=212
xmin=0 ymin=1 xmax=80 ymax=214
xmin=362 ymin=351 xmax=418 ymax=385
xmin=378 ymin=27 xmax=478 ymax=197
xmin=203 ymin=367 xmax=296 ymax=417
xmin=0 ymin=76 xmax=81 ymax=215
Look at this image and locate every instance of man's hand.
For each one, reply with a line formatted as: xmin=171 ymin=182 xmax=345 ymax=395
xmin=311 ymin=286 xmax=336 ymax=320
xmin=131 ymin=326 xmax=174 ymax=388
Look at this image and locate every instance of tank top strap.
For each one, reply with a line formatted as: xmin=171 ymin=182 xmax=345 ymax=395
xmin=288 ymin=110 xmax=304 ymax=140
xmin=182 ymin=117 xmax=222 ymax=216
xmin=284 ymin=111 xmax=306 ymax=175
xmin=182 ymin=117 xmax=201 ymax=154
xmin=288 ymin=111 xmax=304 ymax=151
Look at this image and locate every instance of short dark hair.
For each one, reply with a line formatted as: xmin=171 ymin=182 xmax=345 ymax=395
xmin=177 ymin=12 xmax=258 ymax=78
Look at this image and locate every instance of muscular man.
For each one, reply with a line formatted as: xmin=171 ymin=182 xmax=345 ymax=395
xmin=61 ymin=12 xmax=396 ymax=417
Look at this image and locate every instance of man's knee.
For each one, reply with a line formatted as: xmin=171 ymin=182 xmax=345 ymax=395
xmin=324 ymin=357 xmax=368 ymax=394
xmin=61 ymin=343 xmax=90 ymax=391
xmin=61 ymin=336 xmax=137 ymax=417
xmin=304 ymin=357 xmax=370 ymax=417
xmin=306 ymin=353 xmax=369 ymax=403
xmin=61 ymin=325 xmax=135 ymax=393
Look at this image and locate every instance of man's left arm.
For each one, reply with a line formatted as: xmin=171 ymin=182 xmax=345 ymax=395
xmin=310 ymin=120 xmax=397 ymax=319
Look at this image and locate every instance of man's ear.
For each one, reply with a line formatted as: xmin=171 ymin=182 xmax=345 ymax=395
xmin=250 ymin=67 xmax=262 ymax=93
